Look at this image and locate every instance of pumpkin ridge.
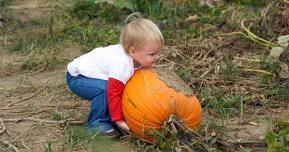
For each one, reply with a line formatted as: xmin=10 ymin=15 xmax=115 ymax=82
xmin=181 ymin=96 xmax=201 ymax=119
xmin=181 ymin=101 xmax=202 ymax=123
xmin=138 ymin=72 xmax=170 ymax=122
xmin=127 ymin=81 xmax=165 ymax=123
xmin=175 ymin=93 xmax=188 ymax=118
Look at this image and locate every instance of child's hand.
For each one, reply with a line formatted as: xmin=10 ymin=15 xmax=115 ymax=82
xmin=115 ymin=120 xmax=130 ymax=133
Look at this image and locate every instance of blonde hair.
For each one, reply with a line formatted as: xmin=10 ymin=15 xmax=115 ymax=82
xmin=120 ymin=18 xmax=164 ymax=53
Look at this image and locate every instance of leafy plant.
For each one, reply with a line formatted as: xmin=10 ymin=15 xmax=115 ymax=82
xmin=0 ymin=0 xmax=9 ymax=7
xmin=175 ymin=66 xmax=192 ymax=83
xmin=233 ymin=0 xmax=270 ymax=6
xmin=201 ymin=87 xmax=250 ymax=117
xmin=260 ymin=56 xmax=282 ymax=84
xmin=6 ymin=17 xmax=63 ymax=53
xmin=220 ymin=59 xmax=241 ymax=82
xmin=265 ymin=114 xmax=289 ymax=152
xmin=72 ymin=0 xmax=129 ymax=22
xmin=21 ymin=54 xmax=65 ymax=72
xmin=263 ymin=81 xmax=289 ymax=102
xmin=52 ymin=111 xmax=64 ymax=121
xmin=43 ymin=141 xmax=53 ymax=152
xmin=93 ymin=0 xmax=164 ymax=18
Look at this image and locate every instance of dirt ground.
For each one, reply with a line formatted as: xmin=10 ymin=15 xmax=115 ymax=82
xmin=0 ymin=0 xmax=288 ymax=152
xmin=0 ymin=0 xmax=130 ymax=151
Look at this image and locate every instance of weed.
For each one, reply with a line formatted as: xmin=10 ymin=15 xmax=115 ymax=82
xmin=262 ymin=81 xmax=289 ymax=102
xmin=52 ymin=111 xmax=64 ymax=121
xmin=132 ymin=0 xmax=164 ymax=19
xmin=21 ymin=53 xmax=66 ymax=72
xmin=71 ymin=0 xmax=129 ymax=22
xmin=125 ymin=116 xmax=226 ymax=151
xmin=265 ymin=113 xmax=289 ymax=151
xmin=201 ymin=87 xmax=250 ymax=117
xmin=232 ymin=0 xmax=270 ymax=7
xmin=260 ymin=56 xmax=281 ymax=84
xmin=0 ymin=0 xmax=9 ymax=7
xmin=197 ymin=6 xmax=225 ymax=25
xmin=239 ymin=148 xmax=251 ymax=152
xmin=6 ymin=18 xmax=62 ymax=53
xmin=220 ymin=59 xmax=241 ymax=82
xmin=182 ymin=120 xmax=227 ymax=151
xmin=175 ymin=66 xmax=192 ymax=83
xmin=43 ymin=141 xmax=53 ymax=152
xmin=63 ymin=126 xmax=128 ymax=151
xmin=0 ymin=0 xmax=10 ymax=25
xmin=66 ymin=24 xmax=120 ymax=52
xmin=0 ymin=146 xmax=13 ymax=152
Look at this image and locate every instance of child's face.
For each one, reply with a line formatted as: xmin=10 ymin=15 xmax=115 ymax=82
xmin=129 ymin=42 xmax=161 ymax=68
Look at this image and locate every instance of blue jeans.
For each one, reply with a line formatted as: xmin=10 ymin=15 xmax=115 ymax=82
xmin=66 ymin=72 xmax=113 ymax=133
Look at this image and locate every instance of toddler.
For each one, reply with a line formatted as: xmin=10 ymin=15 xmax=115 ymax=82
xmin=66 ymin=16 xmax=164 ymax=137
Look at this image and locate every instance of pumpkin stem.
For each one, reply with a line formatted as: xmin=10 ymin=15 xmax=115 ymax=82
xmin=167 ymin=115 xmax=178 ymax=134
xmin=167 ymin=115 xmax=189 ymax=133
xmin=164 ymin=115 xmax=196 ymax=150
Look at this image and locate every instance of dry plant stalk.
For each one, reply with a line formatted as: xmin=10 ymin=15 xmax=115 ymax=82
xmin=240 ymin=20 xmax=278 ymax=48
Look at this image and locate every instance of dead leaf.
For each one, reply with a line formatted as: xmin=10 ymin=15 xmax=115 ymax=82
xmin=269 ymin=47 xmax=284 ymax=59
xmin=211 ymin=131 xmax=216 ymax=137
xmin=249 ymin=121 xmax=259 ymax=126
xmin=185 ymin=15 xmax=198 ymax=22
xmin=279 ymin=63 xmax=289 ymax=79
xmin=278 ymin=34 xmax=289 ymax=47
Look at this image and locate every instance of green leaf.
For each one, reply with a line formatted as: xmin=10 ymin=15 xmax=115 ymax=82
xmin=265 ymin=131 xmax=278 ymax=149
xmin=113 ymin=0 xmax=134 ymax=11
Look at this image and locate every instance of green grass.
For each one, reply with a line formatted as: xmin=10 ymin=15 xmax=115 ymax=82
xmin=43 ymin=141 xmax=53 ymax=152
xmin=262 ymin=81 xmax=289 ymax=102
xmin=220 ymin=59 xmax=241 ymax=82
xmin=52 ymin=111 xmax=65 ymax=121
xmin=0 ymin=0 xmax=9 ymax=6
xmin=0 ymin=147 xmax=13 ymax=152
xmin=265 ymin=113 xmax=289 ymax=152
xmin=201 ymin=87 xmax=251 ymax=117
xmin=20 ymin=53 xmax=67 ymax=72
xmin=4 ymin=16 xmax=63 ymax=54
xmin=232 ymin=0 xmax=270 ymax=7
xmin=63 ymin=126 xmax=129 ymax=152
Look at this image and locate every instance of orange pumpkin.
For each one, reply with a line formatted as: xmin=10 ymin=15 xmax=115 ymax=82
xmin=122 ymin=68 xmax=202 ymax=142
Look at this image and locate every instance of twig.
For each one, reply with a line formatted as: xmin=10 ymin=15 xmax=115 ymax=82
xmin=0 ymin=140 xmax=20 ymax=152
xmin=243 ymin=68 xmax=275 ymax=76
xmin=5 ymin=86 xmax=47 ymax=108
xmin=2 ymin=117 xmax=84 ymax=125
xmin=12 ymin=125 xmax=37 ymax=142
xmin=219 ymin=21 xmax=278 ymax=48
xmin=225 ymin=140 xmax=265 ymax=147
xmin=179 ymin=144 xmax=194 ymax=152
xmin=217 ymin=31 xmax=243 ymax=36
xmin=0 ymin=118 xmax=6 ymax=134
xmin=0 ymin=69 xmax=13 ymax=75
xmin=199 ymin=68 xmax=211 ymax=77
xmin=240 ymin=20 xmax=278 ymax=48
xmin=21 ymin=140 xmax=31 ymax=151
xmin=233 ymin=57 xmax=262 ymax=63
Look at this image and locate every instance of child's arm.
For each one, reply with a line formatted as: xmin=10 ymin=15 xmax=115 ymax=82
xmin=107 ymin=78 xmax=130 ymax=132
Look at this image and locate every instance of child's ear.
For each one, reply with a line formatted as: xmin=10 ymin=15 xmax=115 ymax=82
xmin=128 ymin=46 xmax=136 ymax=56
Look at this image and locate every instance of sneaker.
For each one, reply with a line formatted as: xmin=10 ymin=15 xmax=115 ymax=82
xmin=101 ymin=128 xmax=121 ymax=139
